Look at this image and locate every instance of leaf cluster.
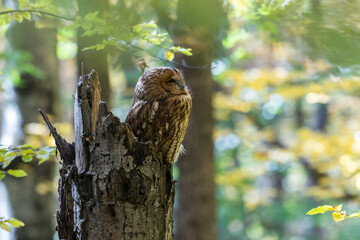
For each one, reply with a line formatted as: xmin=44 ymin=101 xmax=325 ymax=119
xmin=0 ymin=217 xmax=25 ymax=232
xmin=307 ymin=204 xmax=360 ymax=223
xmin=0 ymin=144 xmax=56 ymax=180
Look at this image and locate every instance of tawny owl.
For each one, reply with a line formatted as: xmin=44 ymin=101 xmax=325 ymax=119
xmin=125 ymin=67 xmax=192 ymax=163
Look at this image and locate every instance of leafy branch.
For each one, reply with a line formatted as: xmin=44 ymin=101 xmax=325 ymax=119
xmin=307 ymin=204 xmax=360 ymax=223
xmin=0 ymin=7 xmax=193 ymax=63
xmin=0 ymin=144 xmax=56 ymax=180
xmin=0 ymin=217 xmax=25 ymax=232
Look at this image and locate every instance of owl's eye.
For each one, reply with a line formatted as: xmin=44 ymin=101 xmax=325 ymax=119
xmin=167 ymin=78 xmax=177 ymax=84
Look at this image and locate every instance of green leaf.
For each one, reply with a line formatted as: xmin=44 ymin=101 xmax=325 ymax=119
xmin=165 ymin=50 xmax=174 ymax=61
xmin=21 ymin=155 xmax=33 ymax=162
xmin=21 ymin=12 xmax=31 ymax=21
xmin=3 ymin=151 xmax=17 ymax=168
xmin=133 ymin=21 xmax=158 ymax=33
xmin=170 ymin=46 xmax=193 ymax=56
xmin=6 ymin=218 xmax=25 ymax=228
xmin=19 ymin=144 xmax=33 ymax=148
xmin=0 ymin=171 xmax=5 ymax=181
xmin=20 ymin=148 xmax=34 ymax=155
xmin=132 ymin=24 xmax=142 ymax=33
xmin=143 ymin=21 xmax=157 ymax=29
xmin=0 ymin=222 xmax=11 ymax=232
xmin=19 ymin=0 xmax=29 ymax=8
xmin=7 ymin=169 xmax=27 ymax=177
xmin=306 ymin=205 xmax=333 ymax=215
xmin=13 ymin=13 xmax=24 ymax=23
xmin=37 ymin=146 xmax=55 ymax=164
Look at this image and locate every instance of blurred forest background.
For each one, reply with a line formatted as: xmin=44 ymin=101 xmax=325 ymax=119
xmin=1 ymin=0 xmax=360 ymax=239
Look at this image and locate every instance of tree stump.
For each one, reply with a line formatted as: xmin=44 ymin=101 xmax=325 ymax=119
xmin=41 ymin=70 xmax=175 ymax=240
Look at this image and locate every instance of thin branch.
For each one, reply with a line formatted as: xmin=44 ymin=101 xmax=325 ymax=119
xmin=0 ymin=9 xmax=213 ymax=70
xmin=0 ymin=9 xmax=75 ymax=22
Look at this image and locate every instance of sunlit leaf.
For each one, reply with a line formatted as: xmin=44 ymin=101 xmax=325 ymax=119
xmin=13 ymin=13 xmax=23 ymax=23
xmin=333 ymin=204 xmax=342 ymax=212
xmin=345 ymin=212 xmax=360 ymax=219
xmin=6 ymin=218 xmax=25 ymax=228
xmin=7 ymin=169 xmax=27 ymax=178
xmin=20 ymin=148 xmax=34 ymax=155
xmin=306 ymin=205 xmax=333 ymax=215
xmin=19 ymin=144 xmax=33 ymax=148
xmin=143 ymin=21 xmax=157 ymax=29
xmin=3 ymin=152 xmax=17 ymax=168
xmin=0 ymin=222 xmax=11 ymax=232
xmin=21 ymin=155 xmax=33 ymax=162
xmin=171 ymin=46 xmax=193 ymax=56
xmin=37 ymin=146 xmax=55 ymax=164
xmin=132 ymin=23 xmax=142 ymax=33
xmin=332 ymin=212 xmax=345 ymax=223
xmin=21 ymin=12 xmax=31 ymax=21
xmin=0 ymin=171 xmax=5 ymax=181
xmin=165 ymin=50 xmax=174 ymax=61
xmin=19 ymin=0 xmax=29 ymax=8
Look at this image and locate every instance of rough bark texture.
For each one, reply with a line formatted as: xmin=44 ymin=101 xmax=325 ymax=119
xmin=45 ymin=71 xmax=174 ymax=240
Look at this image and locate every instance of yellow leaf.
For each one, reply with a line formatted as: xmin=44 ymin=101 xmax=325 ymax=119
xmin=346 ymin=212 xmax=360 ymax=219
xmin=332 ymin=212 xmax=345 ymax=223
xmin=332 ymin=204 xmax=342 ymax=212
xmin=0 ymin=222 xmax=11 ymax=232
xmin=165 ymin=50 xmax=174 ymax=61
xmin=306 ymin=205 xmax=333 ymax=215
xmin=6 ymin=218 xmax=25 ymax=228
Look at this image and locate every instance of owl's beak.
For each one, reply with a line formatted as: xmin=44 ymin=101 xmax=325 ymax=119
xmin=176 ymin=81 xmax=185 ymax=91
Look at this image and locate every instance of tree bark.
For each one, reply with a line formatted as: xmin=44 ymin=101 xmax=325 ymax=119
xmin=172 ymin=1 xmax=224 ymax=239
xmin=175 ymin=58 xmax=216 ymax=240
xmin=45 ymin=70 xmax=174 ymax=240
xmin=150 ymin=0 xmax=224 ymax=238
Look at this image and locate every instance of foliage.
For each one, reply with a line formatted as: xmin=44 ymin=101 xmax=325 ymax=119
xmin=0 ymin=1 xmax=192 ymax=62
xmin=0 ymin=144 xmax=56 ymax=180
xmin=307 ymin=204 xmax=360 ymax=223
xmin=0 ymin=50 xmax=45 ymax=87
xmin=1 ymin=0 xmax=360 ymax=238
xmin=212 ymin=0 xmax=360 ymax=239
xmin=0 ymin=217 xmax=25 ymax=232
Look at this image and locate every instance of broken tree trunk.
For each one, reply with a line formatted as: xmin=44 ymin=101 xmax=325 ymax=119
xmin=41 ymin=70 xmax=175 ymax=240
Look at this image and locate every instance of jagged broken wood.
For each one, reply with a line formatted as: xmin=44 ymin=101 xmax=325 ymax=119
xmin=40 ymin=70 xmax=175 ymax=240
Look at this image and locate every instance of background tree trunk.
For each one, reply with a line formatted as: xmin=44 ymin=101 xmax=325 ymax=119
xmin=77 ymin=0 xmax=110 ymax=104
xmin=175 ymin=56 xmax=216 ymax=240
xmin=151 ymin=0 xmax=225 ymax=238
xmin=3 ymin=19 xmax=59 ymax=240
xmin=50 ymin=71 xmax=174 ymax=240
xmin=173 ymin=1 xmax=224 ymax=239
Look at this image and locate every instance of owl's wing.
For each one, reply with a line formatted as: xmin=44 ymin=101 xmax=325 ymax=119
xmin=125 ymin=99 xmax=160 ymax=142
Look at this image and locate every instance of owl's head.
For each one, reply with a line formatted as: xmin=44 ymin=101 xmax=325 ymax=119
xmin=134 ymin=67 xmax=189 ymax=101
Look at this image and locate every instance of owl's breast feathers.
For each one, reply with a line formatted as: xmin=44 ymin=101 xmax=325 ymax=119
xmin=125 ymin=94 xmax=192 ymax=163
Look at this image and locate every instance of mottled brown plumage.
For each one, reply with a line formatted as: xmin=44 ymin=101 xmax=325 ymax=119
xmin=125 ymin=67 xmax=192 ymax=163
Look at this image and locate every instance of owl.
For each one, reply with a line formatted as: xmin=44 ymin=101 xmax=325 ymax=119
xmin=125 ymin=67 xmax=192 ymax=163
